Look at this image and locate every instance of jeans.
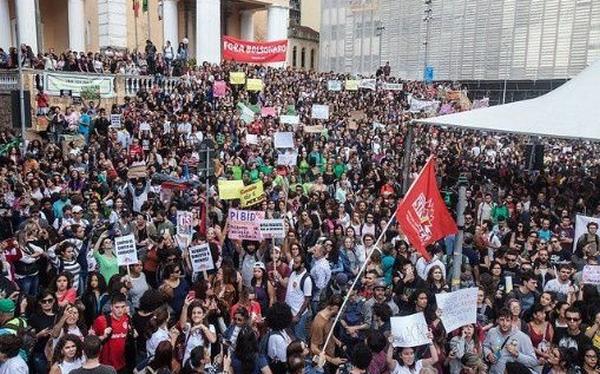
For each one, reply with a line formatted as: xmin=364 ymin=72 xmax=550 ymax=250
xmin=16 ymin=274 xmax=39 ymax=297
xmin=30 ymin=351 xmax=48 ymax=374
xmin=292 ymin=310 xmax=311 ymax=343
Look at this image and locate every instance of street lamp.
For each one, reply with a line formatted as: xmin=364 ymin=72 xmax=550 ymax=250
xmin=375 ymin=21 xmax=385 ymax=68
xmin=423 ymin=0 xmax=433 ymax=81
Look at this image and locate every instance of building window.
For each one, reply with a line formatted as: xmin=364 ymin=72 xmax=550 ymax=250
xmin=310 ymin=49 xmax=315 ymax=69
xmin=293 ymin=46 xmax=297 ymax=67
xmin=301 ymin=48 xmax=306 ymax=69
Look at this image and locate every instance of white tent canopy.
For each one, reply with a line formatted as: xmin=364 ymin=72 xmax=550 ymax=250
xmin=415 ymin=60 xmax=600 ymax=140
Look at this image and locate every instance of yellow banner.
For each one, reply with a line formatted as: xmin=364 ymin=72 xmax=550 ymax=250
xmin=240 ymin=181 xmax=266 ymax=208
xmin=230 ymin=72 xmax=246 ymax=85
xmin=218 ymin=180 xmax=245 ymax=200
xmin=246 ymin=78 xmax=264 ymax=91
xmin=345 ymin=80 xmax=359 ymax=91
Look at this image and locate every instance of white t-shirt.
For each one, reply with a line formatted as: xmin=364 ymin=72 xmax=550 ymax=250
xmin=267 ymin=330 xmax=292 ymax=363
xmin=285 ymin=270 xmax=312 ymax=316
xmin=146 ymin=326 xmax=170 ymax=356
xmin=0 ymin=355 xmax=28 ymax=374
xmin=391 ymin=359 xmax=424 ymax=374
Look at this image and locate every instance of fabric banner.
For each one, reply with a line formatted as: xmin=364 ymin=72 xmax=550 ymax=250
xmin=435 ymin=288 xmax=478 ymax=332
xmin=396 ymin=157 xmax=458 ymax=260
xmin=230 ymin=72 xmax=246 ymax=85
xmin=177 ymin=211 xmax=194 ymax=236
xmin=277 ymin=152 xmax=298 ymax=166
xmin=328 ymin=80 xmax=342 ymax=91
xmin=114 ymin=234 xmax=138 ymax=266
xmin=43 ymin=71 xmax=116 ymax=98
xmin=237 ymin=102 xmax=255 ymax=124
xmin=240 ymin=181 xmax=266 ymax=208
xmin=246 ymin=79 xmax=264 ymax=91
xmin=390 ymin=313 xmax=431 ymax=348
xmin=189 ymin=244 xmax=215 ymax=273
xmin=261 ymin=107 xmax=277 ymax=117
xmin=382 ymin=82 xmax=403 ymax=91
xmin=223 ymin=35 xmax=288 ymax=63
xmin=213 ymin=80 xmax=227 ymax=97
xmin=227 ymin=209 xmax=265 ymax=241
xmin=345 ymin=80 xmax=359 ymax=91
xmin=311 ymin=104 xmax=330 ymax=120
xmin=259 ymin=219 xmax=286 ymax=239
xmin=218 ymin=180 xmax=245 ymax=200
xmin=573 ymin=215 xmax=600 ymax=252
xmin=409 ymin=95 xmax=440 ymax=113
xmin=358 ymin=79 xmax=376 ymax=90
xmin=280 ymin=115 xmax=300 ymax=125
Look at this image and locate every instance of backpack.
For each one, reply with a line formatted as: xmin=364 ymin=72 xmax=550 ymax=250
xmin=258 ymin=330 xmax=288 ymax=374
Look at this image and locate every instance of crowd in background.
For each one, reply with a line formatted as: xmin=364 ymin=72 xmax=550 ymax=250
xmin=0 ymin=50 xmax=599 ymax=374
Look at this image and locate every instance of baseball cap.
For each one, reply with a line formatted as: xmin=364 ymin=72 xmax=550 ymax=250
xmin=0 ymin=299 xmax=15 ymax=314
xmin=253 ymin=261 xmax=266 ymax=271
xmin=72 ymin=205 xmax=83 ymax=213
xmin=373 ymin=280 xmax=387 ymax=290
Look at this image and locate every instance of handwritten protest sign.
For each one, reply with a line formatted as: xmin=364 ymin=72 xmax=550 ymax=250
xmin=280 ymin=115 xmax=300 ymax=125
xmin=274 ymin=132 xmax=294 ymax=148
xmin=304 ymin=124 xmax=324 ymax=133
xmin=311 ymin=104 xmax=330 ymax=120
xmin=328 ymin=80 xmax=342 ymax=91
xmin=435 ymin=288 xmax=478 ymax=332
xmin=246 ymin=78 xmax=263 ymax=91
xmin=573 ymin=215 xmax=600 ymax=252
xmin=277 ymin=152 xmax=298 ymax=166
xmin=390 ymin=313 xmax=431 ymax=347
xmin=177 ymin=211 xmax=194 ymax=237
xmin=114 ymin=234 xmax=138 ymax=266
xmin=230 ymin=72 xmax=246 ymax=85
xmin=110 ymin=114 xmax=122 ymax=128
xmin=261 ymin=107 xmax=277 ymax=117
xmin=260 ymin=219 xmax=286 ymax=239
xmin=240 ymin=181 xmax=266 ymax=208
xmin=213 ymin=80 xmax=227 ymax=97
xmin=246 ymin=134 xmax=259 ymax=145
xmin=218 ymin=180 xmax=245 ymax=200
xmin=382 ymin=82 xmax=403 ymax=91
xmin=189 ymin=244 xmax=215 ymax=273
xmin=583 ymin=265 xmax=600 ymax=285
xmin=237 ymin=102 xmax=255 ymax=124
xmin=348 ymin=110 xmax=367 ymax=129
xmin=227 ymin=209 xmax=265 ymax=241
xmin=345 ymin=80 xmax=358 ymax=91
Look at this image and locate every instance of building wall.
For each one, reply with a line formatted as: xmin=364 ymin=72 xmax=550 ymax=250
xmin=288 ymin=37 xmax=318 ymax=70
xmin=301 ymin=0 xmax=320 ymax=32
xmin=40 ymin=0 xmax=69 ymax=52
xmin=320 ymin=0 xmax=600 ymax=80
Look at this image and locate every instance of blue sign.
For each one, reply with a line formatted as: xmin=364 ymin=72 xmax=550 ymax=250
xmin=424 ymin=66 xmax=434 ymax=82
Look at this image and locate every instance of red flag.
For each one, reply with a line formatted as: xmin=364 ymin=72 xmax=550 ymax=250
xmin=133 ymin=0 xmax=140 ymax=17
xmin=396 ymin=156 xmax=457 ymax=260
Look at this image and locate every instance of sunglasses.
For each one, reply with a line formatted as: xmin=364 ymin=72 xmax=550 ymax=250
xmin=40 ymin=298 xmax=54 ymax=304
xmin=566 ymin=317 xmax=581 ymax=322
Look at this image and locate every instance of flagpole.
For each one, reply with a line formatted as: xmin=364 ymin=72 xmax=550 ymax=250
xmin=320 ymin=211 xmax=396 ymax=358
xmin=401 ymin=122 xmax=415 ymax=194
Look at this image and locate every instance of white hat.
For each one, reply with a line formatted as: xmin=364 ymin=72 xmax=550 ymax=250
xmin=72 ymin=205 xmax=83 ymax=213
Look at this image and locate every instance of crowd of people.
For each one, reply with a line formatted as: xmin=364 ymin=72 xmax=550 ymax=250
xmin=0 ymin=40 xmax=189 ymax=76
xmin=0 ymin=46 xmax=600 ymax=374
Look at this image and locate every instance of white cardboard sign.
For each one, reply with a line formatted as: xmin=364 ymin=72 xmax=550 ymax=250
xmin=390 ymin=313 xmax=431 ymax=348
xmin=274 ymin=132 xmax=294 ymax=149
xmin=189 ymin=244 xmax=215 ymax=273
xmin=114 ymin=234 xmax=138 ymax=266
xmin=435 ymin=287 xmax=478 ymax=332
xmin=311 ymin=104 xmax=330 ymax=120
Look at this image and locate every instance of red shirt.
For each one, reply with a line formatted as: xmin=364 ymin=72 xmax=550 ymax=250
xmin=92 ymin=313 xmax=130 ymax=370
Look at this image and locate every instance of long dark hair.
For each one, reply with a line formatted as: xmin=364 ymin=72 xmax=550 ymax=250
xmin=55 ymin=303 xmax=88 ymax=337
xmin=51 ymin=334 xmax=84 ymax=365
xmin=149 ymin=340 xmax=174 ymax=370
xmin=234 ymin=326 xmax=259 ymax=374
xmin=85 ymin=271 xmax=107 ymax=295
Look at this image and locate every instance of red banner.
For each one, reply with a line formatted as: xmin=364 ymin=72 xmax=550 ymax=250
xmin=396 ymin=157 xmax=457 ymax=260
xmin=222 ymin=36 xmax=288 ymax=63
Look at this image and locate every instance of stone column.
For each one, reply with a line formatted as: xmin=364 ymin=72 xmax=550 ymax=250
xmin=98 ymin=0 xmax=127 ymax=49
xmin=15 ymin=0 xmax=38 ymax=53
xmin=0 ymin=0 xmax=11 ymax=51
xmin=196 ymin=0 xmax=221 ymax=64
xmin=240 ymin=10 xmax=254 ymax=41
xmin=267 ymin=5 xmax=289 ymax=41
xmin=163 ymin=0 xmax=179 ymax=46
xmin=68 ymin=0 xmax=86 ymax=51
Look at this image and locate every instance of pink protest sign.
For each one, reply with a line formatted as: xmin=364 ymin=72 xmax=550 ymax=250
xmin=213 ymin=81 xmax=227 ymax=97
xmin=227 ymin=208 xmax=265 ymax=241
xmin=261 ymin=107 xmax=277 ymax=117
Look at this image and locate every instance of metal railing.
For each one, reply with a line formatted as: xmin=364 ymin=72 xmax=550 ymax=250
xmin=0 ymin=71 xmax=20 ymax=92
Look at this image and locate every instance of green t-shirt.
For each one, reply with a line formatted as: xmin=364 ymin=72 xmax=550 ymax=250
xmin=334 ymin=163 xmax=347 ymax=179
xmin=232 ymin=165 xmax=243 ymax=180
xmin=249 ymin=169 xmax=260 ymax=182
xmin=94 ymin=252 xmax=119 ymax=284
